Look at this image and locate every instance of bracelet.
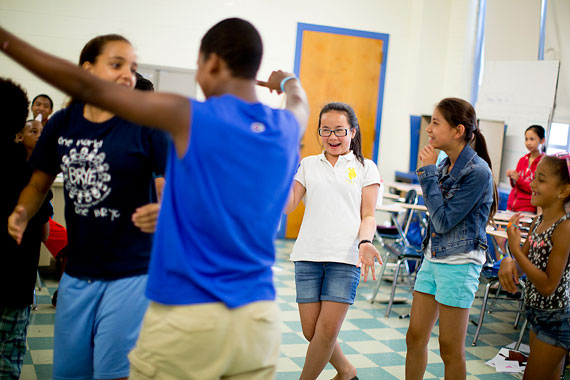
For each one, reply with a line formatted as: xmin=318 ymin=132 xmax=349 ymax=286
xmin=280 ymin=76 xmax=297 ymax=92
xmin=358 ymin=239 xmax=373 ymax=249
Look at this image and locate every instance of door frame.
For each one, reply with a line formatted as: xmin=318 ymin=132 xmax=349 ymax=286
xmin=293 ymin=22 xmax=390 ymax=163
xmin=277 ymin=23 xmax=390 ymax=239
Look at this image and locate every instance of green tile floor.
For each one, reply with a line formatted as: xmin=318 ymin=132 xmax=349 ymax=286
xmin=19 ymin=239 xmax=570 ymax=379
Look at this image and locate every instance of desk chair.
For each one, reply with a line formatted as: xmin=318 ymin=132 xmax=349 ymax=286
xmin=471 ymin=267 xmax=526 ymax=346
xmin=32 ymin=270 xmax=43 ymax=311
xmin=471 ymin=234 xmax=526 ymax=346
xmin=376 ymin=190 xmax=418 ymax=246
xmin=371 ymin=190 xmax=424 ymax=318
xmin=370 ymin=242 xmax=423 ymax=318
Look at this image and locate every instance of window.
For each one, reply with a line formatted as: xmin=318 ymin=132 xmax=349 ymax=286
xmin=546 ymin=122 xmax=570 ymax=154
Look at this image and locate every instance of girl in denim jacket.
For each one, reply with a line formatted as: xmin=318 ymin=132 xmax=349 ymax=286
xmin=499 ymin=154 xmax=570 ymax=380
xmin=406 ymin=98 xmax=496 ymax=380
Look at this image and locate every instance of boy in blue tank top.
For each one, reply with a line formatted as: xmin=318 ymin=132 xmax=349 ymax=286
xmin=1 ymin=18 xmax=309 ymax=379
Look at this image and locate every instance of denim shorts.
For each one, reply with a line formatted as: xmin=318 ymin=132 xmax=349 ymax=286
xmin=414 ymin=259 xmax=482 ymax=309
xmin=526 ymin=306 xmax=570 ymax=350
xmin=294 ymin=261 xmax=360 ymax=304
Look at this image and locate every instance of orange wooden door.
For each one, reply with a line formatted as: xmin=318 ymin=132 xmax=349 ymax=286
xmin=284 ymin=24 xmax=389 ymax=238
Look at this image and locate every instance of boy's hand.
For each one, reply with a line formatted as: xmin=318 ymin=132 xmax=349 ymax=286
xmin=256 ymin=70 xmax=296 ymax=95
xmin=8 ymin=205 xmax=29 ymax=245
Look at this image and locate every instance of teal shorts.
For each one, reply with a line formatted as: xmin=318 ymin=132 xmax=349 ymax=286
xmin=414 ymin=259 xmax=482 ymax=309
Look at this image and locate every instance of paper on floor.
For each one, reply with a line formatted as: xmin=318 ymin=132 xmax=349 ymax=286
xmin=485 ymin=347 xmax=526 ymax=374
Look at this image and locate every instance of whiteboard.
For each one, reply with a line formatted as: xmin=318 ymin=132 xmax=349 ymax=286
xmin=137 ymin=64 xmax=196 ymax=98
xmin=476 ymin=60 xmax=560 ymax=183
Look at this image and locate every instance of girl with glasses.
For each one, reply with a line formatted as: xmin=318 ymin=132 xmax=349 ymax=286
xmin=285 ymin=102 xmax=381 ymax=380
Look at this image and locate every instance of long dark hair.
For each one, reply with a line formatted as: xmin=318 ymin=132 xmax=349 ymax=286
xmin=66 ymin=34 xmax=131 ymax=108
xmin=436 ymin=97 xmax=497 ymax=219
xmin=79 ymin=34 xmax=131 ymax=66
xmin=318 ymin=102 xmax=364 ymax=165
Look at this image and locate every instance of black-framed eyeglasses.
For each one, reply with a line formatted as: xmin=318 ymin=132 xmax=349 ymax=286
xmin=318 ymin=128 xmax=349 ymax=137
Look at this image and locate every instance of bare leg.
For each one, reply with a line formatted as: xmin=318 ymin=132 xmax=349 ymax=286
xmin=298 ymin=301 xmax=354 ymax=380
xmin=405 ymin=292 xmax=439 ymax=380
xmin=298 ymin=302 xmax=321 ymax=343
xmin=437 ymin=303 xmax=470 ymax=380
xmin=329 ymin=340 xmax=357 ymax=380
xmin=523 ymin=330 xmax=568 ymax=380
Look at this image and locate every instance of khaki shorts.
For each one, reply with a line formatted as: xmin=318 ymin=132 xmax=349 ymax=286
xmin=128 ymin=301 xmax=280 ymax=380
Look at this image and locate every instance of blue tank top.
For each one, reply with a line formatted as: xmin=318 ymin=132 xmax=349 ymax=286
xmin=146 ymin=95 xmax=300 ymax=308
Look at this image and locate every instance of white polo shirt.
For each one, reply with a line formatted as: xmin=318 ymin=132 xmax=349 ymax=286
xmin=290 ymin=151 xmax=381 ymax=265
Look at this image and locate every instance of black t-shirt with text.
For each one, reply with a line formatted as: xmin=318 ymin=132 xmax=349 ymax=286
xmin=30 ymin=103 xmax=168 ymax=280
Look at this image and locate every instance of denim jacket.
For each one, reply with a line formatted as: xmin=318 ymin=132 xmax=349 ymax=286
xmin=417 ymin=145 xmax=493 ymax=258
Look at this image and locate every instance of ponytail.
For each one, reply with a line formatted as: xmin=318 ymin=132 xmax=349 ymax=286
xmin=472 ymin=128 xmax=498 ymax=220
xmin=436 ymin=97 xmax=497 ymax=221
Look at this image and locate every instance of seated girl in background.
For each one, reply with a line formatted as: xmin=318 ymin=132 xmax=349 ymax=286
xmin=499 ymin=153 xmax=570 ymax=380
xmin=506 ymin=125 xmax=545 ymax=213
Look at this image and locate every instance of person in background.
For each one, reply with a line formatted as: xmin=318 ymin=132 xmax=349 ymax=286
xmin=1 ymin=77 xmax=52 ymax=380
xmin=133 ymin=71 xmax=166 ymax=206
xmin=15 ymin=119 xmax=43 ymax=160
xmin=506 ymin=125 xmax=545 ymax=213
xmin=134 ymin=72 xmax=154 ymax=91
xmin=30 ymin=93 xmax=53 ymax=127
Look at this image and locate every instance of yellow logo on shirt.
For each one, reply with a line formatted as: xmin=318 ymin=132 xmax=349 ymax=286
xmin=347 ymin=167 xmax=357 ymax=183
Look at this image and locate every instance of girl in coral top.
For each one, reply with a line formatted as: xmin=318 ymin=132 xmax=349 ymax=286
xmin=507 ymin=125 xmax=545 ymax=213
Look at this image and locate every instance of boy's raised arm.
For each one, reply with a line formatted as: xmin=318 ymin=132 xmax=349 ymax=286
xmin=0 ymin=27 xmax=190 ymax=138
xmin=258 ymin=70 xmax=309 ymax=135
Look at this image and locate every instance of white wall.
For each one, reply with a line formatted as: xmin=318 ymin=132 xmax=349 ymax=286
xmin=485 ymin=0 xmax=541 ymax=61
xmin=481 ymin=0 xmax=551 ymax=186
xmin=546 ymin=0 xmax=570 ymax=123
xmin=0 ymin=0 xmax=479 ymax=182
